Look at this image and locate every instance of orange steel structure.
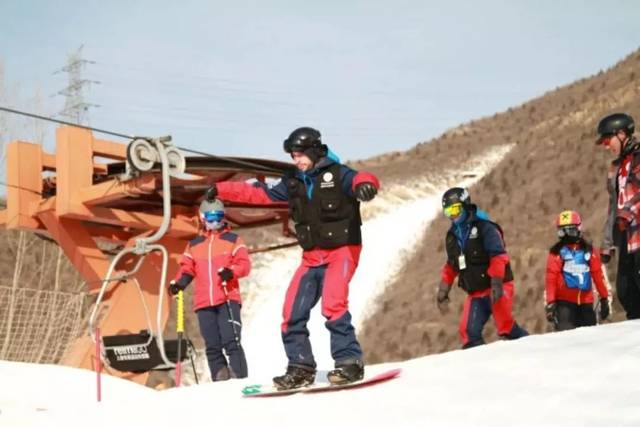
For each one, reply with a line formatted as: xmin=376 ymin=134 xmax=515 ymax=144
xmin=0 ymin=126 xmax=290 ymax=384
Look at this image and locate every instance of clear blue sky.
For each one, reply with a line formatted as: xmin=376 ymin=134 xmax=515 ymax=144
xmin=1 ymin=0 xmax=639 ymax=162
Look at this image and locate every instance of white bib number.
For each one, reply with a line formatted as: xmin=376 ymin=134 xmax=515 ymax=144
xmin=458 ymin=255 xmax=467 ymax=270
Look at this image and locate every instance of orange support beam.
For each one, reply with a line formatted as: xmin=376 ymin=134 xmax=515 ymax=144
xmin=56 ymin=126 xmax=95 ymax=216
xmin=42 ymin=149 xmax=107 ymax=174
xmin=32 ymin=195 xmax=197 ymax=238
xmin=70 ymin=206 xmax=197 ymax=237
xmin=42 ymin=152 xmax=57 ymax=172
xmin=93 ymin=138 xmax=127 ymax=160
xmin=78 ymin=175 xmax=157 ymax=206
xmin=84 ymin=224 xmax=134 ymax=245
xmin=5 ymin=141 xmax=43 ymax=230
xmin=38 ymin=212 xmax=112 ymax=288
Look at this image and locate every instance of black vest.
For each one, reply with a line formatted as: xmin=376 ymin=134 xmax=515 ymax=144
xmin=445 ymin=219 xmax=514 ymax=293
xmin=286 ymin=163 xmax=362 ymax=250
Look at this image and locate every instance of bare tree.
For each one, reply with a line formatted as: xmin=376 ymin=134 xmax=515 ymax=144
xmin=0 ymin=59 xmax=7 ymax=172
xmin=0 ymin=231 xmax=26 ymax=358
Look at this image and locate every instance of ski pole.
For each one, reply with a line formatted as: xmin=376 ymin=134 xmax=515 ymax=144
xmin=189 ymin=344 xmax=199 ymax=385
xmin=175 ymin=289 xmax=184 ymax=387
xmin=218 ymin=268 xmax=247 ymax=377
xmin=182 ymin=330 xmax=199 ymax=384
xmin=220 ymin=279 xmax=242 ymax=348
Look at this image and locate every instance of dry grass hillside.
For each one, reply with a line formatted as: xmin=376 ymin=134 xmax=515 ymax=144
xmin=0 ymin=231 xmax=82 ymax=293
xmin=358 ymin=49 xmax=640 ymax=362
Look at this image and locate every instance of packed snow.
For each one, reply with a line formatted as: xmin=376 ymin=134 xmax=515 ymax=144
xmin=2 ymin=321 xmax=640 ymax=426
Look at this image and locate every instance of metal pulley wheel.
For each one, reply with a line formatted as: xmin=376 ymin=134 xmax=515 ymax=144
xmin=165 ymin=146 xmax=186 ymax=175
xmin=127 ymin=139 xmax=157 ymax=172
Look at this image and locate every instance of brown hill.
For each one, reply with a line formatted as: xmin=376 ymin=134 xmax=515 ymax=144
xmin=357 ymin=49 xmax=640 ymax=362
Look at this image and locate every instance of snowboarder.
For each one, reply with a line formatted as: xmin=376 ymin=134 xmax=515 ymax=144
xmin=436 ymin=187 xmax=528 ymax=348
xmin=595 ymin=112 xmax=640 ymax=319
xmin=544 ymin=210 xmax=610 ymax=330
xmin=169 ymin=198 xmax=251 ymax=381
xmin=206 ymin=126 xmax=380 ymax=389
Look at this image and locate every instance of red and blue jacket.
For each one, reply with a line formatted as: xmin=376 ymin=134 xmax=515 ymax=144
xmin=217 ymin=157 xmax=379 ymax=267
xmin=217 ymin=157 xmax=378 ymax=205
xmin=545 ymin=241 xmax=609 ymax=305
xmin=174 ymin=225 xmax=251 ymax=311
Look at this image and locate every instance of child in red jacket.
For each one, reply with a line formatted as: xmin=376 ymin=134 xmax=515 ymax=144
xmin=545 ymin=210 xmax=609 ymax=331
xmin=169 ymin=198 xmax=251 ymax=380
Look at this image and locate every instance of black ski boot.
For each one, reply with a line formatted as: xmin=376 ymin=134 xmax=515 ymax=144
xmin=212 ymin=366 xmax=230 ymax=381
xmin=327 ymin=359 xmax=364 ymax=385
xmin=272 ymin=365 xmax=316 ymax=390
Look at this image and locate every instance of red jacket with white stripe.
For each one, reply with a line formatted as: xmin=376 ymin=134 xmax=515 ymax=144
xmin=175 ymin=226 xmax=251 ymax=311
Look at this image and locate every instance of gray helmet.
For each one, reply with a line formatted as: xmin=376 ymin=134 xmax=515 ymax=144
xmin=199 ymin=198 xmax=224 ymax=215
xmin=199 ymin=198 xmax=225 ymax=229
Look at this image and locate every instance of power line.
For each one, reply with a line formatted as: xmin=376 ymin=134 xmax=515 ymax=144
xmin=0 ymin=106 xmax=284 ymax=174
xmin=0 ymin=106 xmax=133 ymax=139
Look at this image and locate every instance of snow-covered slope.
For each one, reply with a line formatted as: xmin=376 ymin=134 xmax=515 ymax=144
xmin=2 ymin=321 xmax=639 ymax=427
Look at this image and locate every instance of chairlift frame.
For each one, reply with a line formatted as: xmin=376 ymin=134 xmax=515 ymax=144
xmin=0 ymin=126 xmax=292 ymax=384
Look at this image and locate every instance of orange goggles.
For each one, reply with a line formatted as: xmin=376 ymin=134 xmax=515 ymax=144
xmin=443 ymin=203 xmax=463 ymax=218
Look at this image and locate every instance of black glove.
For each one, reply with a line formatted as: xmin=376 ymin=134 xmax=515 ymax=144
xmin=490 ymin=277 xmax=504 ymax=304
xmin=205 ymin=184 xmax=218 ymax=202
xmin=436 ymin=282 xmax=451 ymax=313
xmin=600 ymin=248 xmax=614 ymax=265
xmin=545 ymin=303 xmax=556 ymax=323
xmin=599 ymin=298 xmax=610 ymax=321
xmin=168 ymin=280 xmax=183 ymax=296
xmin=218 ymin=267 xmax=234 ymax=282
xmin=355 ymin=182 xmax=377 ymax=202
xmin=169 ymin=273 xmax=193 ymax=295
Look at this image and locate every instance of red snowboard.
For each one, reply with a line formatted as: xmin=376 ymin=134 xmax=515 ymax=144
xmin=242 ymin=368 xmax=401 ymax=398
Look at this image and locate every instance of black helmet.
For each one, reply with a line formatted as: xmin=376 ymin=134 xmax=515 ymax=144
xmin=283 ymin=127 xmax=328 ymax=163
xmin=442 ymin=187 xmax=471 ymax=208
xmin=596 ymin=113 xmax=635 ymax=144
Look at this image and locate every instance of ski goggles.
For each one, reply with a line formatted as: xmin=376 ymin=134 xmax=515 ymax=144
xmin=443 ymin=202 xmax=463 ymax=218
xmin=558 ymin=225 xmax=580 ymax=238
xmin=596 ymin=133 xmax=614 ymax=146
xmin=202 ymin=210 xmax=225 ymax=223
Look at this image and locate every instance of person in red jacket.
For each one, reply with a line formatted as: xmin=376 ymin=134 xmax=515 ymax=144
xmin=206 ymin=127 xmax=379 ymax=389
xmin=169 ymin=198 xmax=251 ymax=381
xmin=545 ymin=210 xmax=610 ymax=331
